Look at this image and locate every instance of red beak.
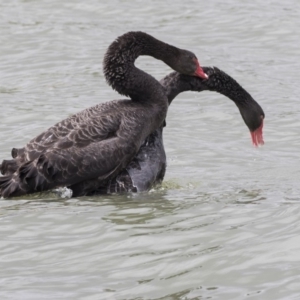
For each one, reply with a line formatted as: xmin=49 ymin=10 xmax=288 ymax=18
xmin=250 ymin=120 xmax=264 ymax=147
xmin=194 ymin=60 xmax=208 ymax=79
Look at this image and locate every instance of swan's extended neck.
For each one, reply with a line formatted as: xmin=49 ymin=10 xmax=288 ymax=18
xmin=159 ymin=67 xmax=265 ymax=146
xmin=201 ymin=67 xmax=255 ymax=108
xmin=160 ymin=67 xmax=254 ymax=106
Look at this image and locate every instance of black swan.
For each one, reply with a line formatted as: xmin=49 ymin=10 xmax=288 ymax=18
xmin=0 ymin=31 xmax=208 ymax=198
xmin=67 ymin=66 xmax=265 ymax=196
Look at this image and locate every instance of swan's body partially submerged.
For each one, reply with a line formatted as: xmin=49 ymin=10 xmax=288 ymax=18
xmin=0 ymin=31 xmax=207 ymax=198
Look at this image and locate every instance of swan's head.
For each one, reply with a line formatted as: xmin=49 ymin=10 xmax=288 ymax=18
xmin=240 ymin=107 xmax=265 ymax=147
xmin=174 ymin=50 xmax=208 ymax=80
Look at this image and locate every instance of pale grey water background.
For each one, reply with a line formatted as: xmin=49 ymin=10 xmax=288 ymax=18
xmin=1 ymin=0 xmax=300 ymax=299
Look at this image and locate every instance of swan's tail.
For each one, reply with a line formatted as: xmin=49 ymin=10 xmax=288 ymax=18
xmin=0 ymin=174 xmax=28 ymax=198
xmin=0 ymin=159 xmax=19 ymax=175
xmin=0 ymin=157 xmax=53 ymax=198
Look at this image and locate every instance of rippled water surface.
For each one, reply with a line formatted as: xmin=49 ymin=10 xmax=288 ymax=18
xmin=1 ymin=0 xmax=300 ymax=299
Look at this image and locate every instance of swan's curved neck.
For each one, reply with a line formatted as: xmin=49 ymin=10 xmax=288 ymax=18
xmin=103 ymin=32 xmax=176 ymax=103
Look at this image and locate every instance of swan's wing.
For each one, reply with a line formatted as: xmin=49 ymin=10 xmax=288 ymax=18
xmin=0 ymin=135 xmax=135 ymax=198
xmin=1 ymin=101 xmax=121 ymax=177
xmin=0 ymin=100 xmax=137 ymax=197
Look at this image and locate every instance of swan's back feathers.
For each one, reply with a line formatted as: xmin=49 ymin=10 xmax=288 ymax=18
xmin=25 ymin=101 xmax=122 ymax=157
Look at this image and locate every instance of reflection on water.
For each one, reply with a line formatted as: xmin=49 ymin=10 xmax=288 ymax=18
xmin=1 ymin=0 xmax=300 ymax=299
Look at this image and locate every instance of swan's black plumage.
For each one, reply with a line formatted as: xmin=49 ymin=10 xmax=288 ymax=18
xmin=0 ymin=31 xmax=207 ymax=198
xmin=76 ymin=66 xmax=264 ymax=196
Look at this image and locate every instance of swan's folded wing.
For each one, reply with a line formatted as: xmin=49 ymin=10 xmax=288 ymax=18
xmin=0 ymin=101 xmax=138 ymax=197
xmin=0 ymin=134 xmax=136 ymax=198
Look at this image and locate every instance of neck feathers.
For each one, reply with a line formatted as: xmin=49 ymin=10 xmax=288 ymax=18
xmin=103 ymin=32 xmax=168 ymax=102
